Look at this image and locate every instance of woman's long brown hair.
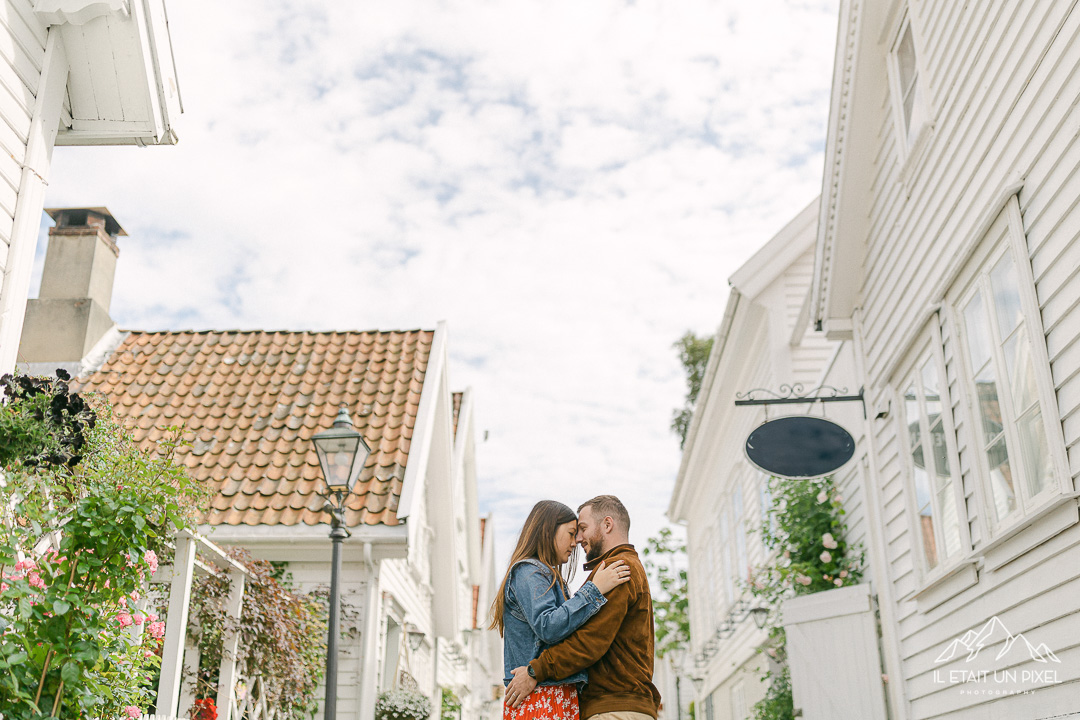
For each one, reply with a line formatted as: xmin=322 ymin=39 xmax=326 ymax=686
xmin=488 ymin=500 xmax=579 ymax=636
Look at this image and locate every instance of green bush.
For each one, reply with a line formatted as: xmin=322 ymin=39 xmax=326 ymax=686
xmin=0 ymin=372 xmax=207 ymax=719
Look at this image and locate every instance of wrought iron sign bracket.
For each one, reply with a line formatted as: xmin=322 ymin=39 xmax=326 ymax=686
xmin=735 ymin=385 xmax=866 ymax=418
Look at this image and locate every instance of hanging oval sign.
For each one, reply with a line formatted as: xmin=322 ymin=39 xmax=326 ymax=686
xmin=745 ymin=416 xmax=856 ymax=479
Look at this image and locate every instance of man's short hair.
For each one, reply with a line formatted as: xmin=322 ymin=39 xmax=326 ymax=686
xmin=579 ymin=495 xmax=630 ymax=533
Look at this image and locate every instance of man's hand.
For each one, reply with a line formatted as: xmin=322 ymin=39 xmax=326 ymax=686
xmin=505 ymin=666 xmax=538 ymax=709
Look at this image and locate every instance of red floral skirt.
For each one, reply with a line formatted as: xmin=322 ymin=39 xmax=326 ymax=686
xmin=504 ymin=684 xmax=579 ymax=720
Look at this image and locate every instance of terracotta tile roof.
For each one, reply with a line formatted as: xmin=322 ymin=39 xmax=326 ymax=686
xmin=452 ymin=391 xmax=463 ymax=440
xmin=74 ymin=329 xmax=435 ymax=527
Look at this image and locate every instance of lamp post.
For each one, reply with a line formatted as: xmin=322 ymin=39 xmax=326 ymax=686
xmin=312 ymin=404 xmax=371 ymax=720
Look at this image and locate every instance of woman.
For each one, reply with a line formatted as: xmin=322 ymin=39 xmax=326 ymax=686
xmin=490 ymin=500 xmax=630 ymax=720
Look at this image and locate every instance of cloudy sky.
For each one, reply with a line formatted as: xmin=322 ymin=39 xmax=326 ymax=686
xmin=34 ymin=0 xmax=840 ymax=569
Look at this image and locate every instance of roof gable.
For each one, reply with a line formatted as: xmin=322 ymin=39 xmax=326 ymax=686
xmin=75 ymin=329 xmax=435 ymax=527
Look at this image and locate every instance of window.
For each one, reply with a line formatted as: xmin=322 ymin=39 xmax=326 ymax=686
xmin=731 ymin=681 xmax=747 ymax=720
xmin=719 ymin=505 xmax=735 ymax=605
xmin=953 ymin=200 xmax=1064 ymax=531
xmin=732 ymin=483 xmax=748 ymax=585
xmin=888 ymin=13 xmax=929 ymax=153
xmin=900 ymin=343 xmax=963 ymax=571
xmin=758 ymin=474 xmax=775 ymax=540
xmin=895 ymin=23 xmax=919 ymax=133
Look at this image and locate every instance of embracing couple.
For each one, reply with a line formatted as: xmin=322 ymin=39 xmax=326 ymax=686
xmin=490 ymin=495 xmax=661 ymax=720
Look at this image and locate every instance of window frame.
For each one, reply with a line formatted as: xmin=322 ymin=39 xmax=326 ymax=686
xmin=892 ymin=325 xmax=971 ymax=584
xmin=885 ymin=9 xmax=933 ymax=171
xmin=947 ymin=197 xmax=1071 ymax=541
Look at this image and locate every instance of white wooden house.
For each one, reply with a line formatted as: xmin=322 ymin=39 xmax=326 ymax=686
xmin=668 ymin=201 xmax=878 ymax=720
xmin=0 ymin=0 xmax=180 ymax=374
xmin=801 ymin=0 xmax=1080 ymax=717
xmin=19 ymin=208 xmax=503 ymax=720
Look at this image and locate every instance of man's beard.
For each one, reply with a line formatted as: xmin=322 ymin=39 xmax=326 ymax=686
xmin=585 ymin=535 xmax=606 ymax=563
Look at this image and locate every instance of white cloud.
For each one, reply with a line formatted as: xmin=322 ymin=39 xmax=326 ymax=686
xmin=38 ymin=0 xmax=839 ymax=573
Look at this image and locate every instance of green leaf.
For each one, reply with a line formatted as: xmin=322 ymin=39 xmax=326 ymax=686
xmin=52 ymin=599 xmax=71 ymax=615
xmin=8 ymin=651 xmax=27 ymax=665
xmin=61 ymin=660 xmax=81 ymax=684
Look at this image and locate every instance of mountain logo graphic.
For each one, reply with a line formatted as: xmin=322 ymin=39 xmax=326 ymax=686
xmin=934 ymin=616 xmax=1061 ymax=665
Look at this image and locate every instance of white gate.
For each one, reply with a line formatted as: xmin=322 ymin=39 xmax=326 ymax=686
xmin=782 ymin=583 xmax=888 ymax=720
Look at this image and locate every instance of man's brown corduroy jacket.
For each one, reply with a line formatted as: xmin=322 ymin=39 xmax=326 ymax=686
xmin=528 ymin=544 xmax=661 ymax=719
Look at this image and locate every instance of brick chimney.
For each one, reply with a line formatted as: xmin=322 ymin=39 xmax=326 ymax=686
xmin=18 ymin=207 xmax=126 ymax=364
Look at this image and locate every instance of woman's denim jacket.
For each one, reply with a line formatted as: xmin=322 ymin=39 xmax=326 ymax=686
xmin=502 ymin=559 xmax=606 ymax=687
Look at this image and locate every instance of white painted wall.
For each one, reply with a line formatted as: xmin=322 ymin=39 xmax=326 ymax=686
xmin=670 ymin=205 xmax=870 ymax=720
xmin=814 ymin=1 xmax=1080 ymax=717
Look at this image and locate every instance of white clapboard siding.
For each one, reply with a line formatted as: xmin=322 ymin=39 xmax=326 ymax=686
xmin=0 ymin=0 xmax=42 ymax=342
xmin=860 ymin=0 xmax=1077 ymax=383
xmin=827 ymin=0 xmax=1080 ymax=717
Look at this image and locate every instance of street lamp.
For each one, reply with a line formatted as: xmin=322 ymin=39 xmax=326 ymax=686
xmin=749 ymin=603 xmax=769 ymax=629
xmin=312 ymin=404 xmax=371 ymax=720
xmin=406 ymin=624 xmax=427 ymax=651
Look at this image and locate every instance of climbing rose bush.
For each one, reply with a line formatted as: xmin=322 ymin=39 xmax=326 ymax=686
xmin=0 ymin=373 xmax=207 ymax=719
xmin=747 ymin=475 xmax=865 ymax=720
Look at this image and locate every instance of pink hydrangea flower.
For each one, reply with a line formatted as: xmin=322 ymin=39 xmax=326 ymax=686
xmin=117 ymin=612 xmax=134 ymax=628
xmin=124 ymin=705 xmax=141 ymax=718
xmin=148 ymin=621 xmax=166 ymax=639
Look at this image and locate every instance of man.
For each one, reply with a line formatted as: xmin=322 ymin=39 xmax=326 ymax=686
xmin=505 ymin=495 xmax=661 ymax=720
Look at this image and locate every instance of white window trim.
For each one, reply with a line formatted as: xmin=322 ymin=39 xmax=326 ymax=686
xmin=892 ymin=324 xmax=972 ymax=589
xmin=885 ymin=9 xmax=934 ymax=182
xmin=947 ymin=196 xmax=1073 ymax=547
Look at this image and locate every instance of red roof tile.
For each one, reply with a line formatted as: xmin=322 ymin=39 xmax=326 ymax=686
xmin=74 ymin=329 xmax=435 ymax=527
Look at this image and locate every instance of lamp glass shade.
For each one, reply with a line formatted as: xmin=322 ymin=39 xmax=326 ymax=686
xmin=750 ymin=606 xmax=769 ymax=629
xmin=313 ymin=430 xmax=371 ymax=494
xmin=407 ymin=629 xmax=426 ymax=651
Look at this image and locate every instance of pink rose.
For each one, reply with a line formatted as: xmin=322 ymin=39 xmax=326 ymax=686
xmin=834 ymin=578 xmax=843 ymax=587
xmin=27 ymin=572 xmax=45 ymax=589
xmin=820 ymin=551 xmax=832 ymax=564
xmin=795 ymin=575 xmax=812 ymax=586
xmin=124 ymin=705 xmax=141 ymax=719
xmin=148 ymin=621 xmax=166 ymax=639
xmin=147 ymin=612 xmax=158 ymax=622
xmin=132 ymin=614 xmax=145 ymax=626
xmin=117 ymin=612 xmax=133 ymax=628
xmin=822 ymin=533 xmax=838 ymax=550
xmin=131 ymin=590 xmax=140 ymax=602
xmin=144 ymin=550 xmax=159 ymax=574
xmin=0 ymin=582 xmax=8 ymax=592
